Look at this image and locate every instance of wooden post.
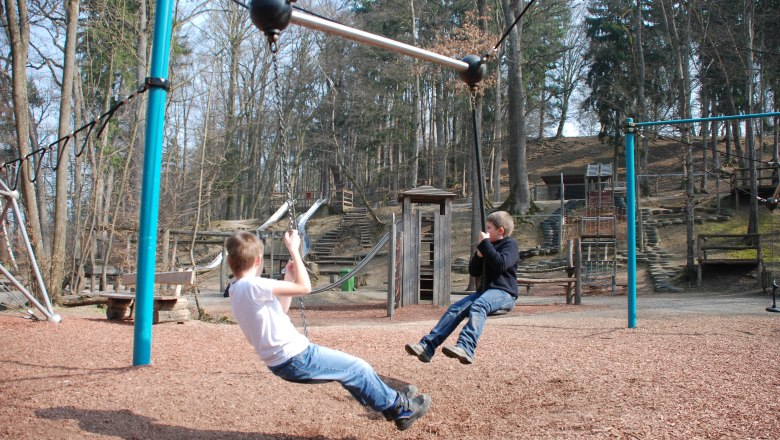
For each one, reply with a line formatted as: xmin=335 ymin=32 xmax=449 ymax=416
xmin=220 ymin=237 xmax=226 ymax=293
xmin=574 ymin=238 xmax=582 ymax=305
xmin=696 ymin=235 xmax=703 ymax=287
xmin=715 ymin=173 xmax=720 ymax=214
xmin=433 ymin=200 xmax=452 ymax=307
xmin=566 ymin=239 xmax=574 ymax=304
xmin=388 ymin=214 xmax=396 ymax=318
xmin=757 ymin=234 xmax=763 ymax=278
xmin=170 ymin=238 xmax=178 ymax=271
xmin=161 ymin=229 xmax=170 ymax=272
xmin=401 ymin=196 xmax=416 ymax=306
xmin=559 ymin=174 xmax=566 ymax=253
xmin=269 ymin=232 xmax=275 ymax=277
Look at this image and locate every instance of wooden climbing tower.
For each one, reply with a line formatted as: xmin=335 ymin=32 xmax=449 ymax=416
xmin=581 ymin=163 xmax=618 ymax=292
xmin=398 ymin=186 xmax=457 ymax=307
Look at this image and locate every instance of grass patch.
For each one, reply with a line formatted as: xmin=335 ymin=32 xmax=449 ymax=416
xmin=696 ymin=208 xmax=780 ymax=265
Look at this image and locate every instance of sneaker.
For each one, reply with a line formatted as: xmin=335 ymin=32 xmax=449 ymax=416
xmin=383 ymin=393 xmax=431 ymax=431
xmin=442 ymin=344 xmax=473 ymax=365
xmin=383 ymin=385 xmax=419 ymax=421
xmin=399 ymin=384 xmax=418 ymax=399
xmin=405 ymin=343 xmax=432 ymax=363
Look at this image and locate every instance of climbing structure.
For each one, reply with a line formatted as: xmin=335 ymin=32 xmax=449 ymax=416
xmin=580 ymin=163 xmax=618 ymax=292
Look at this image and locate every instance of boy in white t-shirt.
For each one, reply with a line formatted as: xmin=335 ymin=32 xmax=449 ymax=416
xmin=226 ymin=230 xmax=431 ymax=431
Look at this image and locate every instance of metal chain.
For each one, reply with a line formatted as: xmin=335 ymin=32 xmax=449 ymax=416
xmin=270 ymin=41 xmax=308 ymax=337
xmin=271 ymin=42 xmax=295 ymax=231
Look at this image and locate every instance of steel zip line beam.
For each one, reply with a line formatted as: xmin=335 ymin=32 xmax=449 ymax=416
xmin=290 ymin=11 xmax=469 ymax=72
xmin=250 ymin=0 xmax=486 ymax=86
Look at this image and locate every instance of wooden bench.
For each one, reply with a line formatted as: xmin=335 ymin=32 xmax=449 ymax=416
xmin=517 ymin=275 xmax=580 ymax=304
xmin=515 ymin=239 xmax=583 ymax=304
xmin=101 ymin=270 xmax=194 ymax=323
xmin=696 ymin=234 xmax=762 ymax=287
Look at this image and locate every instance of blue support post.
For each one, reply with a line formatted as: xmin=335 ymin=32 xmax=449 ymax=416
xmin=625 ymin=118 xmax=637 ymax=328
xmin=624 ymin=111 xmax=779 ymax=330
xmin=133 ymin=0 xmax=175 ymax=366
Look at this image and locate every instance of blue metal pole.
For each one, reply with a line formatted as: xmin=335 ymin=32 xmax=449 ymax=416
xmin=133 ymin=0 xmax=175 ymax=366
xmin=625 ymin=118 xmax=637 ymax=328
xmin=634 ymin=112 xmax=780 ymax=128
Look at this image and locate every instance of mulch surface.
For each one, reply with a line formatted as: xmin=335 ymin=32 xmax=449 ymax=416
xmin=2 ymin=295 xmax=779 ymax=439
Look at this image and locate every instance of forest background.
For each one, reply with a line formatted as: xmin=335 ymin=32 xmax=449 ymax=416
xmin=1 ymin=0 xmax=778 ymax=301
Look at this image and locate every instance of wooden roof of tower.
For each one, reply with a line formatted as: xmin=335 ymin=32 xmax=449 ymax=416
xmin=397 ymin=185 xmax=458 ymax=203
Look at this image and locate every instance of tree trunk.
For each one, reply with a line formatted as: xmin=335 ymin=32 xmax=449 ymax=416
xmin=410 ymin=0 xmax=421 ymax=188
xmin=5 ymin=0 xmax=46 ymax=283
xmin=686 ymin=139 xmax=695 ymax=271
xmin=538 ymin=88 xmax=545 ymax=139
xmin=493 ymin=66 xmax=503 ymax=199
xmin=660 ymin=0 xmax=692 ymax=136
xmin=744 ymin=0 xmax=758 ymax=236
xmin=435 ymin=79 xmax=447 ymax=189
xmin=133 ymin=0 xmax=148 ymax=196
xmin=499 ymin=0 xmax=530 ymax=215
xmin=634 ymin=0 xmax=647 ymax=184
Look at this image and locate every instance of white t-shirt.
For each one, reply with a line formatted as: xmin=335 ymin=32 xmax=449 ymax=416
xmin=229 ymin=276 xmax=309 ymax=367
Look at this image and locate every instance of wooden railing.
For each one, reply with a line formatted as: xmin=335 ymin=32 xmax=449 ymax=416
xmin=697 ymin=233 xmax=762 ymax=287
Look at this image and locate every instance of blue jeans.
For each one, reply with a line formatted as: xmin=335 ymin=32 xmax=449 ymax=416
xmin=419 ymin=289 xmax=515 ymax=360
xmin=269 ymin=344 xmax=398 ymax=412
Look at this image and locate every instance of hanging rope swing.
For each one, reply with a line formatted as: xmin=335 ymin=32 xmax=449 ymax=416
xmin=252 ymin=0 xmax=309 ymax=335
xmin=759 ymin=171 xmax=780 ymax=313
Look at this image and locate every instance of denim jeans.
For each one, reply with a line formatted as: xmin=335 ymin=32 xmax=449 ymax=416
xmin=269 ymin=344 xmax=398 ymax=412
xmin=419 ymin=289 xmax=515 ymax=360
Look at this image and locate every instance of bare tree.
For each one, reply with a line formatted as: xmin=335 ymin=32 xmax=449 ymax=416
xmin=4 ymin=0 xmax=47 ymax=280
xmin=554 ymin=18 xmax=588 ymax=139
xmin=51 ymin=0 xmax=80 ymax=301
xmin=499 ymin=0 xmax=530 ymax=215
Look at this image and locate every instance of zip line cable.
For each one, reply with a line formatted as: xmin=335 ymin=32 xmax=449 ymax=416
xmin=637 ymin=130 xmax=759 ymax=166
xmin=227 ymin=0 xmax=248 ymax=9
xmin=482 ymin=0 xmax=537 ymax=62
xmin=638 ymin=130 xmax=774 ymax=204
xmin=636 ymin=128 xmax=776 ymax=168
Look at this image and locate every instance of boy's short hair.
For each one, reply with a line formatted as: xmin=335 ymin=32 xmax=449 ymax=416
xmin=226 ymin=231 xmax=264 ymax=275
xmin=487 ymin=211 xmax=514 ymax=236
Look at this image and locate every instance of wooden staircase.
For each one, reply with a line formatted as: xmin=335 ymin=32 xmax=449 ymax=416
xmin=310 ymin=208 xmax=373 ymax=269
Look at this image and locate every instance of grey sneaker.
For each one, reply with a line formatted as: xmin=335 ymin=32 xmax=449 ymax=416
xmin=383 ymin=385 xmax=419 ymax=421
xmin=405 ymin=343 xmax=432 ymax=363
xmin=442 ymin=344 xmax=473 ymax=364
xmin=382 ymin=393 xmax=432 ymax=431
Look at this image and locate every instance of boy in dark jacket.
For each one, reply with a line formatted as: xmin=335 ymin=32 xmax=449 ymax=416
xmin=405 ymin=211 xmax=518 ymax=365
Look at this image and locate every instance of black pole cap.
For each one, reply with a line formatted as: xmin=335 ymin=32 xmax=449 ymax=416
xmin=459 ymin=54 xmax=486 ymax=87
xmin=250 ymin=0 xmax=292 ymax=42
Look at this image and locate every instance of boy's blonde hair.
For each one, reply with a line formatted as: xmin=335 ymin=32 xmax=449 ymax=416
xmin=487 ymin=211 xmax=514 ymax=237
xmin=226 ymin=231 xmax=264 ymax=275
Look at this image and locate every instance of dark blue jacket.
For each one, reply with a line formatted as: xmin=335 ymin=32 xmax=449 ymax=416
xmin=469 ymin=237 xmax=519 ymax=298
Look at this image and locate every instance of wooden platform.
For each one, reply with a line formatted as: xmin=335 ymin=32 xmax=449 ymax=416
xmin=696 ymin=234 xmax=762 ymax=287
